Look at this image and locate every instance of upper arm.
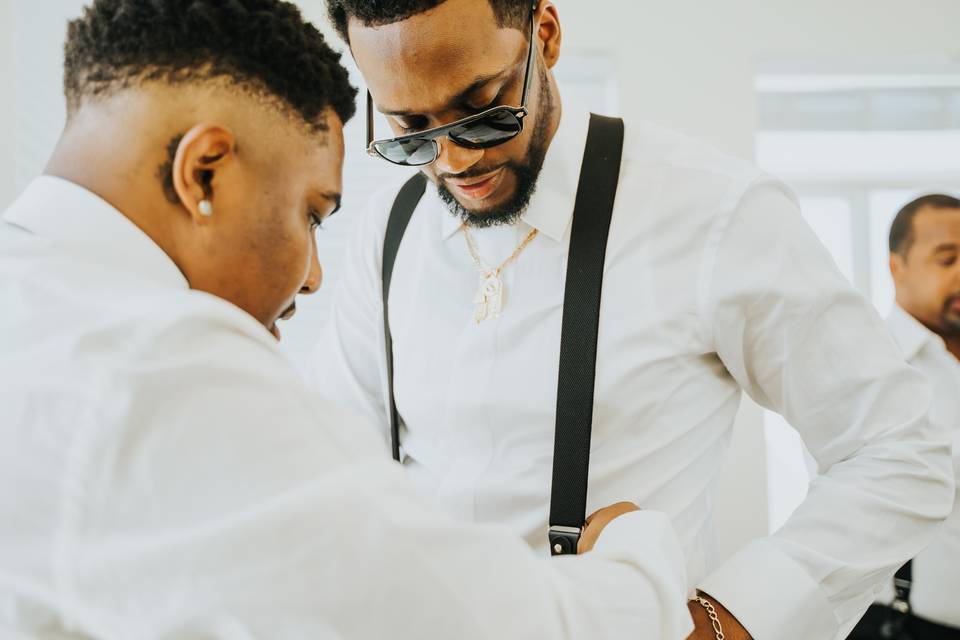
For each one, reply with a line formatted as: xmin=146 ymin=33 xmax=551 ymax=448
xmin=702 ymin=180 xmax=935 ymax=465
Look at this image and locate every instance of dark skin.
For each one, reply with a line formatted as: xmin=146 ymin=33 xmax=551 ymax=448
xmin=891 ymin=206 xmax=960 ymax=360
xmin=349 ymin=1 xmax=753 ymax=635
xmin=44 ymin=82 xmax=343 ymax=340
xmin=350 ymin=0 xmax=562 ymax=214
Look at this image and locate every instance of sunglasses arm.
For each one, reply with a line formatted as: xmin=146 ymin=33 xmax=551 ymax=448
xmin=518 ymin=3 xmax=539 ymax=107
xmin=366 ymin=91 xmax=375 ymax=148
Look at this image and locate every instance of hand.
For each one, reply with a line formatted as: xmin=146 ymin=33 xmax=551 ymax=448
xmin=686 ymin=592 xmax=753 ymax=640
xmin=577 ymin=501 xmax=640 ymax=553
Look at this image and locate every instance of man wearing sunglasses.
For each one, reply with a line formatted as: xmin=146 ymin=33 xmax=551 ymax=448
xmin=313 ymin=1 xmax=954 ymax=639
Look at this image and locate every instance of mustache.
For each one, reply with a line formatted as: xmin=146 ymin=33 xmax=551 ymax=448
xmin=435 ymin=163 xmax=511 ymax=182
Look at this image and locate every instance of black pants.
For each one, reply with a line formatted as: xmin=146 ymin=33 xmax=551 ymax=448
xmin=849 ymin=604 xmax=960 ymax=640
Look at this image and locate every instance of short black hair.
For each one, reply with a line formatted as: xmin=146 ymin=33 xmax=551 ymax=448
xmin=64 ymin=0 xmax=357 ymax=129
xmin=890 ymin=194 xmax=960 ymax=256
xmin=326 ymin=0 xmax=532 ymax=43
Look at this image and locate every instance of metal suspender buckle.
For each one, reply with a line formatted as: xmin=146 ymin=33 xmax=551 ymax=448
xmin=548 ymin=525 xmax=582 ymax=556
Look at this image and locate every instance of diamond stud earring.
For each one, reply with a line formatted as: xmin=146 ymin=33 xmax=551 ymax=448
xmin=198 ymin=199 xmax=213 ymax=217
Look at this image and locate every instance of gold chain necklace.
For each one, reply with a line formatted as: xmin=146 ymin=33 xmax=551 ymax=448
xmin=461 ymin=223 xmax=539 ymax=324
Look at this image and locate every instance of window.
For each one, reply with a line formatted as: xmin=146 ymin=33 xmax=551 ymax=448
xmin=756 ymin=61 xmax=960 ymax=531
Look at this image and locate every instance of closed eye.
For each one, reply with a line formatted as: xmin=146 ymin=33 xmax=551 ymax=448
xmin=395 ymin=89 xmax=507 ymax=135
xmin=467 ymin=90 xmax=506 ymax=113
xmin=396 ymin=116 xmax=429 ymax=134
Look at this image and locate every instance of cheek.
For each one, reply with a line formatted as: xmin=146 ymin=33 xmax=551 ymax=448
xmin=918 ymin=268 xmax=953 ymax=303
xmin=276 ymin=206 xmax=313 ymax=273
xmin=252 ymin=198 xmax=311 ymax=286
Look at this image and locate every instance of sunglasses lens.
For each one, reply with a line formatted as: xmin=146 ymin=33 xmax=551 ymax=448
xmin=375 ymin=138 xmax=437 ymax=166
xmin=371 ymin=109 xmax=521 ymax=165
xmin=449 ymin=110 xmax=522 ymax=148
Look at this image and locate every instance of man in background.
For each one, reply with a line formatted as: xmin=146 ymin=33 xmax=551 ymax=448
xmin=852 ymin=194 xmax=960 ymax=640
xmin=0 ymin=1 xmax=693 ymax=638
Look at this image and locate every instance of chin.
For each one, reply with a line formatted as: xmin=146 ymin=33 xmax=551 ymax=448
xmin=460 ymin=191 xmax=514 ymax=214
xmin=942 ymin=317 xmax=960 ymax=335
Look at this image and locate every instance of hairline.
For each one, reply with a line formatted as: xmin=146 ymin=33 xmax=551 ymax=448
xmin=66 ymin=68 xmax=333 ymax=137
xmin=900 ymin=204 xmax=960 ymax=252
xmin=338 ymin=0 xmax=532 ymax=45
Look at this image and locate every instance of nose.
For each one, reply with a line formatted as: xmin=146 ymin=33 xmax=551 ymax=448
xmin=300 ymin=233 xmax=322 ymax=295
xmin=433 ymin=137 xmax=484 ymax=176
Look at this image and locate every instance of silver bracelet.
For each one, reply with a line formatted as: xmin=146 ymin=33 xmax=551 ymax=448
xmin=694 ymin=595 xmax=725 ymax=640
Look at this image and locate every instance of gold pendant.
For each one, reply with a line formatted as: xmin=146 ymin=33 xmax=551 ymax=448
xmin=473 ymin=273 xmax=504 ymax=324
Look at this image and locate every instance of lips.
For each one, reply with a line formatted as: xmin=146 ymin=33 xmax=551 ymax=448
xmin=269 ymin=302 xmax=298 ymax=341
xmin=447 ymin=168 xmax=504 ymax=201
xmin=280 ymin=302 xmax=297 ymax=321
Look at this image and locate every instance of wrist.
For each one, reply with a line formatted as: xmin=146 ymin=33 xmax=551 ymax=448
xmin=689 ymin=591 xmax=752 ymax=640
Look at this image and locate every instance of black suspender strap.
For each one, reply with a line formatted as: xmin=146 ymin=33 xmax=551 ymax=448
xmin=548 ymin=114 xmax=625 ymax=555
xmin=382 ymin=172 xmax=427 ymax=461
xmin=381 ymin=115 xmax=625 ymax=557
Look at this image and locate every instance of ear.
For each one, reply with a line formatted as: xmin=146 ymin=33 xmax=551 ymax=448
xmin=537 ymin=2 xmax=562 ymax=70
xmin=171 ymin=124 xmax=236 ymax=223
xmin=890 ymin=252 xmax=905 ymax=284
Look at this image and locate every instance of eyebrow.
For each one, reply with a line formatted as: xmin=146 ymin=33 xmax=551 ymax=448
xmin=379 ymin=67 xmax=515 ymax=117
xmin=932 ymin=242 xmax=959 ymax=253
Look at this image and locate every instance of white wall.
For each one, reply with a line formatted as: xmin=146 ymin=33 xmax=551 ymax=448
xmin=556 ymin=0 xmax=960 ymax=159
xmin=0 ymin=0 xmax=15 ymax=208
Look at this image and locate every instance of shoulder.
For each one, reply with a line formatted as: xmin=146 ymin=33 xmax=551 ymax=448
xmin=621 ymin=119 xmax=794 ymax=213
xmin=118 ymin=289 xmax=285 ymax=372
xmin=95 ymin=290 xmax=387 ymax=488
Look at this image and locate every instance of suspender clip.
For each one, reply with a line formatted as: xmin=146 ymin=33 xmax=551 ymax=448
xmin=549 ymin=525 xmax=582 ymax=556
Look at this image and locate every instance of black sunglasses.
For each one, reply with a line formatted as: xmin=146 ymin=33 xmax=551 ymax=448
xmin=366 ymin=2 xmax=539 ymax=167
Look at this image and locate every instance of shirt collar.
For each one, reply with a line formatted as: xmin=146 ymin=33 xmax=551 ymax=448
xmin=887 ymin=304 xmax=945 ymax=361
xmin=439 ymin=107 xmax=591 ymax=243
xmin=2 ymin=175 xmax=189 ymax=289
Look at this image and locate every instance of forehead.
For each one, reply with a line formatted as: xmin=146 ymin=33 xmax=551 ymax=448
xmin=348 ymin=0 xmax=526 ymax=113
xmin=305 ymin=122 xmax=344 ymax=193
xmin=912 ymin=207 xmax=960 ymax=248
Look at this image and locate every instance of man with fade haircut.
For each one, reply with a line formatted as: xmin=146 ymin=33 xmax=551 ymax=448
xmin=311 ymin=1 xmax=955 ymax=638
xmin=0 ymin=1 xmax=696 ymax=638
xmin=851 ymin=194 xmax=960 ymax=640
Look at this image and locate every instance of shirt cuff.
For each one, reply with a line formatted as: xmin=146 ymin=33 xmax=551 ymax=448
xmin=593 ymin=510 xmax=680 ymax=560
xmin=697 ymin=538 xmax=838 ymax=640
xmin=593 ymin=509 xmax=695 ymax=639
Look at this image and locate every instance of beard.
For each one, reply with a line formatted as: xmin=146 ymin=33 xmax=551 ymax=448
xmin=941 ymin=293 xmax=960 ymax=334
xmin=436 ymin=64 xmax=554 ymax=229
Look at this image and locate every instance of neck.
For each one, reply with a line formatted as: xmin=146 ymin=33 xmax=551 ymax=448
xmin=897 ymin=297 xmax=960 ymax=362
xmin=543 ymin=78 xmax=562 ymax=159
xmin=943 ymin=336 xmax=960 ymax=361
xmin=45 ymin=117 xmax=187 ymax=280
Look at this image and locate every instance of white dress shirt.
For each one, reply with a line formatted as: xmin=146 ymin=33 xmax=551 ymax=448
xmin=878 ymin=306 xmax=960 ymax=628
xmin=311 ymin=107 xmax=955 ymax=640
xmin=0 ymin=176 xmax=695 ymax=640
